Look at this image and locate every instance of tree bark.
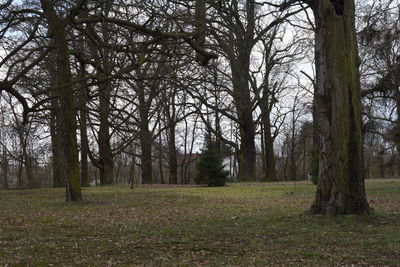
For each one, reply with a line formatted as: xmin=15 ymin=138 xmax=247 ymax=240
xmin=129 ymin=153 xmax=136 ymax=189
xmin=138 ymin=83 xmax=153 ymax=184
xmin=165 ymin=88 xmax=178 ymax=184
xmin=168 ymin=124 xmax=178 ymax=184
xmin=79 ymin=63 xmax=90 ymax=187
xmin=311 ymin=0 xmax=369 ymax=215
xmin=50 ymin=95 xmax=64 ymax=187
xmin=48 ymin=49 xmax=65 ymax=188
xmin=227 ymin=0 xmax=257 ymax=181
xmin=1 ymin=146 xmax=8 ymax=190
xmin=231 ymin=64 xmax=257 ymax=181
xmin=24 ymin=152 xmax=34 ymax=188
xmin=98 ymin=81 xmax=114 ymax=185
xmin=97 ymin=3 xmax=115 ymax=185
xmin=139 ymin=123 xmax=153 ymax=184
xmin=41 ymin=0 xmax=82 ymax=201
xmin=263 ymin=113 xmax=278 ymax=181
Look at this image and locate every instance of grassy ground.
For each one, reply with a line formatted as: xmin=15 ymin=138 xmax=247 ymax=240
xmin=0 ymin=179 xmax=399 ymax=266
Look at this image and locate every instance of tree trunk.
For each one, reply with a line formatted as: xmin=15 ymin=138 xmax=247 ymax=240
xmin=129 ymin=153 xmax=136 ymax=189
xmin=137 ymin=74 xmax=153 ymax=184
xmin=216 ymin=0 xmax=257 ymax=182
xmin=41 ymin=0 xmax=82 ymax=201
xmin=50 ymin=97 xmax=64 ymax=187
xmin=264 ymin=116 xmax=277 ymax=182
xmin=48 ymin=49 xmax=65 ymax=188
xmin=140 ymin=125 xmax=153 ymax=184
xmin=24 ymin=153 xmax=34 ymax=188
xmin=79 ymin=66 xmax=89 ymax=187
xmin=2 ymin=146 xmax=8 ymax=190
xmin=311 ymin=0 xmax=369 ymax=215
xmin=98 ymin=81 xmax=114 ymax=185
xmin=232 ymin=71 xmax=257 ymax=181
xmin=17 ymin=156 xmax=23 ymax=189
xmin=395 ymin=89 xmax=400 ymax=176
xmin=97 ymin=11 xmax=114 ymax=185
xmin=168 ymin=124 xmax=178 ymax=184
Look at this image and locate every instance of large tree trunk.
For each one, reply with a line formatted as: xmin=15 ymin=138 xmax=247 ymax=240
xmin=231 ymin=73 xmax=257 ymax=181
xmin=41 ymin=0 xmax=82 ymax=201
xmin=311 ymin=0 xmax=369 ymax=215
xmin=227 ymin=1 xmax=257 ymax=181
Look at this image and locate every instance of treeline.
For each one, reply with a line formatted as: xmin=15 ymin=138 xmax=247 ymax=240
xmin=0 ymin=0 xmax=399 ymax=214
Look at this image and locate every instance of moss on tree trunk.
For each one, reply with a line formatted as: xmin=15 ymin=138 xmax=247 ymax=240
xmin=311 ymin=0 xmax=369 ymax=215
xmin=41 ymin=0 xmax=82 ymax=201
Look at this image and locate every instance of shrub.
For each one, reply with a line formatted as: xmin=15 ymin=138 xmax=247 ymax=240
xmin=194 ymin=141 xmax=228 ymax=187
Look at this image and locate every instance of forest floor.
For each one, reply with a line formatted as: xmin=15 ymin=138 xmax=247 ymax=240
xmin=0 ymin=179 xmax=399 ymax=266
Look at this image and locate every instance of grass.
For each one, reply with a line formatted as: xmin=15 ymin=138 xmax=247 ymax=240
xmin=0 ymin=179 xmax=399 ymax=266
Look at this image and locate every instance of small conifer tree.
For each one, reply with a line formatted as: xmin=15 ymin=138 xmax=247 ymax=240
xmin=194 ymin=139 xmax=228 ymax=187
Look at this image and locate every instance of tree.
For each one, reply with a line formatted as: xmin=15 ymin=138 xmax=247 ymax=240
xmin=358 ymin=0 xmax=400 ymax=175
xmin=195 ymin=137 xmax=228 ymax=187
xmin=275 ymin=0 xmax=370 ymax=214
xmin=309 ymin=0 xmax=370 ymax=214
xmin=41 ymin=0 xmax=82 ymax=201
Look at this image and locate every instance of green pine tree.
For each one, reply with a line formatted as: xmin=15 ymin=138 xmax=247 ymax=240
xmin=195 ymin=140 xmax=228 ymax=187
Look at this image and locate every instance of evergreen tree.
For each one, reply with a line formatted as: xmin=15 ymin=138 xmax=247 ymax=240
xmin=195 ymin=139 xmax=228 ymax=187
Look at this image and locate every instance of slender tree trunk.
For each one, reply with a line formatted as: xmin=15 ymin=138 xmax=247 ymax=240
xmin=260 ymin=123 xmax=267 ymax=177
xmin=48 ymin=50 xmax=64 ymax=188
xmin=138 ymin=89 xmax=152 ymax=184
xmin=139 ymin=124 xmax=153 ymax=184
xmin=2 ymin=147 xmax=8 ymax=190
xmin=290 ymin=123 xmax=297 ymax=181
xmin=137 ymin=74 xmax=153 ymax=184
xmin=129 ymin=153 xmax=136 ymax=189
xmin=41 ymin=0 xmax=82 ymax=201
xmin=262 ymin=108 xmax=277 ymax=182
xmin=97 ymin=39 xmax=114 ymax=185
xmin=79 ymin=112 xmax=89 ymax=187
xmin=168 ymin=123 xmax=178 ymax=184
xmin=311 ymin=0 xmax=369 ymax=215
xmin=157 ymin=129 xmax=165 ymax=184
xmin=24 ymin=153 xmax=34 ymax=188
xmin=79 ymin=69 xmax=89 ymax=187
xmin=395 ymin=90 xmax=400 ymax=176
xmin=50 ymin=99 xmax=64 ymax=187
xmin=17 ymin=156 xmax=23 ymax=189
xmin=98 ymin=81 xmax=114 ymax=185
